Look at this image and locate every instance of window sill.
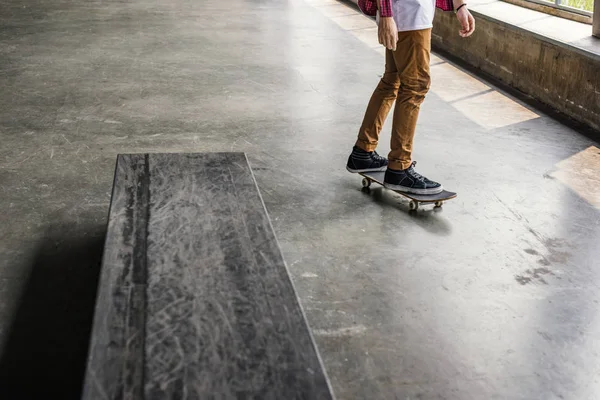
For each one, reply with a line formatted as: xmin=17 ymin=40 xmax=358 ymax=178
xmin=501 ymin=0 xmax=592 ymax=24
xmin=468 ymin=0 xmax=600 ymax=60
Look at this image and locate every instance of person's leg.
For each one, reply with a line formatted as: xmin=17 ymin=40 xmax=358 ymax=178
xmin=383 ymin=29 xmax=442 ymax=194
xmin=355 ymin=49 xmax=400 ymax=152
xmin=347 ymin=50 xmax=399 ymax=173
xmin=389 ymin=29 xmax=431 ymax=170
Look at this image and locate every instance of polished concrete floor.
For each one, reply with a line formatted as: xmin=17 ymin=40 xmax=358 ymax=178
xmin=1 ymin=0 xmax=600 ymax=398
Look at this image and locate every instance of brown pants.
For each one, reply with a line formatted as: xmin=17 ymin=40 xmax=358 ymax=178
xmin=355 ymin=28 xmax=432 ymax=171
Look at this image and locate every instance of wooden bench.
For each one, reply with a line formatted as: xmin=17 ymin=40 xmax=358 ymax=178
xmin=82 ymin=153 xmax=334 ymax=399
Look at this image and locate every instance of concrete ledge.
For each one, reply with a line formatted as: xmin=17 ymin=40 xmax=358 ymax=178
xmin=82 ymin=153 xmax=334 ymax=400
xmin=432 ymin=1 xmax=600 ymax=131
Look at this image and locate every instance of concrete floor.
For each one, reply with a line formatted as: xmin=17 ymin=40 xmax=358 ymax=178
xmin=1 ymin=0 xmax=600 ymax=398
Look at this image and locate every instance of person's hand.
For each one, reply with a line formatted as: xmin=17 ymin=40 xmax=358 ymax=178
xmin=456 ymin=6 xmax=475 ymax=37
xmin=378 ymin=17 xmax=398 ymax=51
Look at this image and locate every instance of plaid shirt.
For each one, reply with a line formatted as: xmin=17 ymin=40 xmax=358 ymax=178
xmin=358 ymin=0 xmax=454 ymax=16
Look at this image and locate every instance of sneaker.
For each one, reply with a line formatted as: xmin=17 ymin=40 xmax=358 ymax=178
xmin=383 ymin=161 xmax=443 ymax=195
xmin=346 ymin=146 xmax=388 ymax=173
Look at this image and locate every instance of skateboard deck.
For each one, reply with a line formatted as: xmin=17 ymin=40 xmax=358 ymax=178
xmin=358 ymin=171 xmax=457 ymax=210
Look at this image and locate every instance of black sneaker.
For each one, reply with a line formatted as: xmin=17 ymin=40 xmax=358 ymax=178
xmin=383 ymin=161 xmax=443 ymax=195
xmin=346 ymin=146 xmax=388 ymax=173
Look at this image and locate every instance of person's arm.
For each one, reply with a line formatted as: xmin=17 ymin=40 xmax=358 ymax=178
xmin=452 ymin=0 xmax=475 ymax=37
xmin=377 ymin=0 xmax=398 ymax=50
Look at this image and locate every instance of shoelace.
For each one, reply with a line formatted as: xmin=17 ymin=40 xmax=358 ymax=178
xmin=408 ymin=161 xmax=426 ymax=182
xmin=372 ymin=151 xmax=386 ymax=163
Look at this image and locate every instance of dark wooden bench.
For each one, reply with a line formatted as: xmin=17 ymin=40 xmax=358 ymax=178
xmin=82 ymin=153 xmax=334 ymax=400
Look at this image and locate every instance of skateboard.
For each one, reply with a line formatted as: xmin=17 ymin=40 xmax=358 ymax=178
xmin=358 ymin=171 xmax=457 ymax=210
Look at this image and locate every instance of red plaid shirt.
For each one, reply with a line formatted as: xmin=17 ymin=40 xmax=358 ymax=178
xmin=358 ymin=0 xmax=454 ymax=16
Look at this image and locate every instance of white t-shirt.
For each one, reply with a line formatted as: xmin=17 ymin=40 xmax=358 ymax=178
xmin=377 ymin=0 xmax=436 ymax=32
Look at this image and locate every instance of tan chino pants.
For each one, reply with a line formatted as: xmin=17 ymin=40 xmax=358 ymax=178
xmin=355 ymin=28 xmax=432 ymax=171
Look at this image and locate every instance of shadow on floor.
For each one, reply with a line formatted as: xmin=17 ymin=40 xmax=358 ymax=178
xmin=0 ymin=226 xmax=106 ymax=399
xmin=358 ymin=186 xmax=454 ymax=236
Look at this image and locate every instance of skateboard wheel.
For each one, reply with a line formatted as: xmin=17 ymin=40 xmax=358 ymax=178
xmin=362 ymin=178 xmax=371 ymax=188
xmin=409 ymin=201 xmax=418 ymax=210
xmin=435 ymin=201 xmax=443 ymax=208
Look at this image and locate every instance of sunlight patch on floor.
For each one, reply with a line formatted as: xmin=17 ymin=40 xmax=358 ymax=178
xmin=452 ymin=90 xmax=541 ymax=129
xmin=550 ymin=146 xmax=600 ymax=209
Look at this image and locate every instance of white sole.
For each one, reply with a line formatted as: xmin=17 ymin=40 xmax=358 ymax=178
xmin=346 ymin=165 xmax=388 ymax=173
xmin=383 ymin=183 xmax=444 ymax=195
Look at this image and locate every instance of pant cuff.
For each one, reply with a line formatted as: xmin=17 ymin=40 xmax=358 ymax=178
xmin=355 ymin=140 xmax=378 ymax=152
xmin=388 ymin=160 xmax=412 ymax=171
